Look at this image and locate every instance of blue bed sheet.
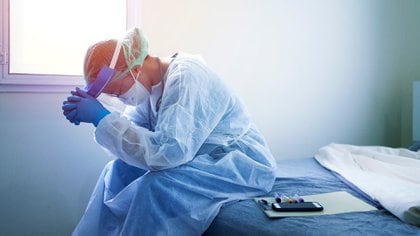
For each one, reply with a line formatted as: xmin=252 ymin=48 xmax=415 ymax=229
xmin=204 ymin=157 xmax=420 ymax=236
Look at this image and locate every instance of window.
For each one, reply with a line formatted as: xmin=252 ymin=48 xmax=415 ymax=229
xmin=0 ymin=0 xmax=141 ymax=92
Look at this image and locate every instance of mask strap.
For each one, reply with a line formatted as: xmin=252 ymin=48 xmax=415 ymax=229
xmin=129 ymin=68 xmax=141 ymax=82
xmin=109 ymin=40 xmax=122 ymax=69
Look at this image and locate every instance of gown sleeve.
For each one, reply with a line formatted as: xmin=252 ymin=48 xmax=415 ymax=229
xmin=122 ymin=101 xmax=152 ymax=130
xmin=94 ymin=57 xmax=231 ymax=171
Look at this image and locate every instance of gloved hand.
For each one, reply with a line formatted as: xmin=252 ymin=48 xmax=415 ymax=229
xmin=62 ymin=87 xmax=110 ymax=126
xmin=62 ymin=94 xmax=81 ymax=125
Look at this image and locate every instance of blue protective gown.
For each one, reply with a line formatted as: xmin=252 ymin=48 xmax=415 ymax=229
xmin=73 ymin=53 xmax=277 ymax=236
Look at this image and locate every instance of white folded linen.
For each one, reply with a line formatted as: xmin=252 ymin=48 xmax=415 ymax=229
xmin=315 ymin=143 xmax=420 ymax=226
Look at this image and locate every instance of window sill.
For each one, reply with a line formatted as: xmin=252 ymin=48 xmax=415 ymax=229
xmin=0 ymin=74 xmax=84 ymax=93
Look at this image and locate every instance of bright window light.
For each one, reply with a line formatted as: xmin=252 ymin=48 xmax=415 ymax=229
xmin=9 ymin=0 xmax=126 ymax=76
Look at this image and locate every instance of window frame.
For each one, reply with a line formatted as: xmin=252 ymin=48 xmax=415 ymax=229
xmin=0 ymin=0 xmax=141 ymax=93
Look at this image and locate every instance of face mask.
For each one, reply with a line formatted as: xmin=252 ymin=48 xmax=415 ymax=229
xmin=118 ymin=70 xmax=150 ymax=106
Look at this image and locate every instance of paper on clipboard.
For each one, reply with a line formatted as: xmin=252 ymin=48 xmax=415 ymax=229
xmin=254 ymin=191 xmax=377 ymax=218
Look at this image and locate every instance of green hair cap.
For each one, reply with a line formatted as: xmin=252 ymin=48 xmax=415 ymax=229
xmin=122 ymin=27 xmax=149 ymax=71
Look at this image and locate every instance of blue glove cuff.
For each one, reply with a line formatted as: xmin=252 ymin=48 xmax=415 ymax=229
xmin=94 ymin=109 xmax=111 ymax=127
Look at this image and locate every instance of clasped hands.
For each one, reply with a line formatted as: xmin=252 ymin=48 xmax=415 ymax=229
xmin=62 ymin=87 xmax=110 ymax=126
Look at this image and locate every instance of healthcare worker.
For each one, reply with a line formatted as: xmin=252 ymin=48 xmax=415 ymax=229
xmin=62 ymin=28 xmax=277 ymax=236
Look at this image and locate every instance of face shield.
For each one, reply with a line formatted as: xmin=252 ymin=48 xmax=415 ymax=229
xmin=82 ymin=40 xmax=127 ymax=112
xmin=84 ymin=40 xmax=122 ymax=98
xmin=83 ymin=28 xmax=149 ymax=112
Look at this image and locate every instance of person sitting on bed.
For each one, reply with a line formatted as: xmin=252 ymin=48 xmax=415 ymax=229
xmin=61 ymin=27 xmax=277 ymax=235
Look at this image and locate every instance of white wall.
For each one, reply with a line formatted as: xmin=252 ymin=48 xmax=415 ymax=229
xmin=1 ymin=1 xmax=420 ymax=235
xmin=141 ymin=0 xmax=418 ymax=159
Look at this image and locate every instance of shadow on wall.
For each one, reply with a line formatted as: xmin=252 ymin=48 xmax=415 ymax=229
xmin=0 ymin=93 xmax=112 ymax=235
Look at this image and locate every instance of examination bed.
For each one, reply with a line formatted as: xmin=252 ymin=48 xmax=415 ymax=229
xmin=204 ymin=157 xmax=420 ymax=235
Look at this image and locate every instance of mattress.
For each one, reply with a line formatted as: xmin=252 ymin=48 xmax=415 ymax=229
xmin=204 ymin=157 xmax=420 ymax=235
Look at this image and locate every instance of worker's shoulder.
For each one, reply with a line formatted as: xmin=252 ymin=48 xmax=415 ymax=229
xmin=170 ymin=54 xmax=206 ymax=73
xmin=167 ymin=53 xmax=214 ymax=79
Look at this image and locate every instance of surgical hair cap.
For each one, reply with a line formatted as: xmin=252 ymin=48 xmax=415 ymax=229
xmin=83 ymin=27 xmax=149 ymax=85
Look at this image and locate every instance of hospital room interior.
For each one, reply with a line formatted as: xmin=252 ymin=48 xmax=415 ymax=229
xmin=1 ymin=0 xmax=420 ymax=235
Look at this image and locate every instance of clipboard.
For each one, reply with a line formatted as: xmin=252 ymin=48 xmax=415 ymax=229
xmin=254 ymin=191 xmax=377 ymax=218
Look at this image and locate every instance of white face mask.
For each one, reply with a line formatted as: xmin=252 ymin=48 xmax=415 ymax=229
xmin=118 ymin=70 xmax=150 ymax=106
